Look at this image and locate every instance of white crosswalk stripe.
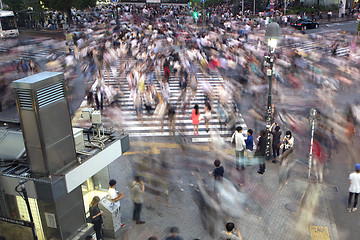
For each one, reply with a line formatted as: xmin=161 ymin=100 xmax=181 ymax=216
xmin=101 ymin=59 xmax=248 ymax=142
xmin=285 ymin=40 xmax=350 ymax=57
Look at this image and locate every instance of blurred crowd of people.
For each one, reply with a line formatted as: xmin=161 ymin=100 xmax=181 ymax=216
xmin=1 ymin=3 xmax=360 ymax=238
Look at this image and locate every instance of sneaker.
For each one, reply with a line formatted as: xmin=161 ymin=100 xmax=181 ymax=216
xmin=348 ymin=208 xmax=352 ymax=212
xmin=136 ymin=221 xmax=145 ymax=224
xmin=121 ymin=223 xmax=126 ymax=227
xmin=353 ymin=208 xmax=358 ymax=212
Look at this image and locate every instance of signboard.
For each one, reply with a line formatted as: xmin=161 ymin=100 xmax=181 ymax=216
xmin=357 ymin=13 xmax=360 ymax=21
xmin=45 ymin=213 xmax=57 ymax=229
xmin=0 ymin=216 xmax=34 ymax=228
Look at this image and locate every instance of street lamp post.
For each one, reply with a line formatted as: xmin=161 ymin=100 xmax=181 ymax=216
xmin=265 ymin=22 xmax=281 ymax=160
xmin=16 ymin=181 xmax=38 ymax=240
xmin=308 ymin=108 xmax=317 ymax=179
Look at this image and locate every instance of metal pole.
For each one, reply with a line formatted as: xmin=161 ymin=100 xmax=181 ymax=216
xmin=254 ymin=0 xmax=256 ymax=15
xmin=308 ymin=109 xmax=316 ymax=179
xmin=21 ymin=185 xmax=38 ymax=240
xmin=265 ymin=51 xmax=274 ymax=160
xmin=284 ymin=0 xmax=286 ymax=16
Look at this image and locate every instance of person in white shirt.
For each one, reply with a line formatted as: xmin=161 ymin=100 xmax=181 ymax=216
xmin=348 ymin=163 xmax=360 ymax=212
xmin=108 ymin=179 xmax=126 ymax=227
xmin=231 ymin=126 xmax=246 ymax=170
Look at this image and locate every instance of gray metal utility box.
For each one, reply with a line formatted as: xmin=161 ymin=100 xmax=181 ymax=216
xmin=12 ymin=72 xmax=77 ymax=176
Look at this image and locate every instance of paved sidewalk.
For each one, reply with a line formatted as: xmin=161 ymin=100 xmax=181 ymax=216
xmin=106 ymin=141 xmax=338 ymax=240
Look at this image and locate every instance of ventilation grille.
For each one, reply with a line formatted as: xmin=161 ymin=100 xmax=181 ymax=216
xmin=37 ymin=82 xmax=65 ymax=108
xmin=17 ymin=89 xmax=33 ymax=109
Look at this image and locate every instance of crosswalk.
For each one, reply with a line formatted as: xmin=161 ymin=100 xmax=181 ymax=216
xmin=0 ymin=41 xmax=64 ymax=65
xmin=101 ymin=61 xmax=248 ymax=142
xmin=285 ymin=40 xmax=350 ymax=57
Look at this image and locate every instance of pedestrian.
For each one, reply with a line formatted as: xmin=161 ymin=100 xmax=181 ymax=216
xmin=270 ymin=123 xmax=282 ymax=163
xmin=85 ymin=236 xmax=94 ymax=240
xmin=191 ymin=104 xmax=200 ymax=135
xmin=165 ymin=227 xmax=184 ymax=240
xmin=245 ymin=129 xmax=254 ymax=161
xmin=278 ymin=130 xmax=295 ymax=189
xmin=311 ymin=139 xmax=326 ymax=183
xmin=331 ymin=41 xmax=338 ymax=56
xmin=211 ymin=159 xmax=224 ymax=181
xmin=202 ymin=101 xmax=212 ymax=133
xmin=167 ymin=104 xmax=176 ymax=139
xmin=130 ymin=176 xmax=146 ymax=224
xmin=148 ymin=237 xmax=158 ymax=240
xmin=327 ymin=10 xmax=332 ymax=22
xmin=231 ymin=126 xmax=246 ymax=170
xmin=347 ymin=163 xmax=360 ymax=212
xmin=108 ymin=179 xmax=126 ymax=227
xmin=89 ymin=196 xmax=103 ymax=240
xmin=280 ymin=130 xmax=294 ymax=165
xmin=255 ymin=130 xmax=267 ymax=174
xmin=220 ymin=222 xmax=243 ymax=240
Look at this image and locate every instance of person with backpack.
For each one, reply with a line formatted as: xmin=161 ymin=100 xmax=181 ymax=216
xmin=220 ymin=222 xmax=243 ymax=240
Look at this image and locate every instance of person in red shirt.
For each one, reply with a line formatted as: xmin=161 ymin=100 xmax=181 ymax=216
xmin=191 ymin=104 xmax=200 ymax=135
xmin=311 ymin=139 xmax=326 ymax=183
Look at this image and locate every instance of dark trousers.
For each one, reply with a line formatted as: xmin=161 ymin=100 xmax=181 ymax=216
xmin=259 ymin=156 xmax=266 ymax=173
xmin=133 ymin=203 xmax=142 ymax=222
xmin=272 ymin=145 xmax=280 ymax=158
xmin=93 ymin=220 xmax=102 ymax=240
xmin=348 ymin=192 xmax=359 ymax=208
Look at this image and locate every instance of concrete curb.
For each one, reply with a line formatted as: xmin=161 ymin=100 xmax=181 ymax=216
xmin=321 ymin=185 xmax=340 ymax=240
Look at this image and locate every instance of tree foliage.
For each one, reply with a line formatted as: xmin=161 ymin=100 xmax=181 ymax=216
xmin=43 ymin=0 xmax=97 ymax=11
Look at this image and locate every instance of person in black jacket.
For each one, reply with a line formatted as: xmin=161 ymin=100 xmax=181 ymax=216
xmin=89 ymin=196 xmax=103 ymax=240
xmin=270 ymin=123 xmax=282 ymax=163
xmin=256 ymin=130 xmax=267 ymax=174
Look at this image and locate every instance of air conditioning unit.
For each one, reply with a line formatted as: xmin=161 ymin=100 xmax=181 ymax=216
xmin=72 ymin=128 xmax=85 ymax=152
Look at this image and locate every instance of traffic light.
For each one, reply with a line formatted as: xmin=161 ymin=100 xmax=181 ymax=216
xmin=193 ymin=11 xmax=198 ymax=18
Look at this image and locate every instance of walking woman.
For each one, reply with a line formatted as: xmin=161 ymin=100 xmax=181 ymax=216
xmin=203 ymin=101 xmax=212 ymax=133
xmin=89 ymin=196 xmax=103 ymax=240
xmin=191 ymin=104 xmax=200 ymax=135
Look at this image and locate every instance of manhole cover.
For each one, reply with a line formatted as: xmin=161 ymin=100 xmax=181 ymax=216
xmin=285 ymin=202 xmax=298 ymax=212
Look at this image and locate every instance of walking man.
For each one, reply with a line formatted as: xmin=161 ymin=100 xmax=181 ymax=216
xmin=231 ymin=126 xmax=246 ymax=170
xmin=131 ymin=176 xmax=145 ymax=224
xmin=348 ymin=163 xmax=360 ymax=212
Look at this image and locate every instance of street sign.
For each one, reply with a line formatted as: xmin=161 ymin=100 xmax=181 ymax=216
xmin=357 ymin=13 xmax=360 ymax=21
xmin=201 ymin=0 xmax=205 ymax=3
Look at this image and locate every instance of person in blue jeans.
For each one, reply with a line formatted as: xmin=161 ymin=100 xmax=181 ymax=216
xmin=245 ymin=129 xmax=254 ymax=165
xmin=245 ymin=129 xmax=254 ymax=151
